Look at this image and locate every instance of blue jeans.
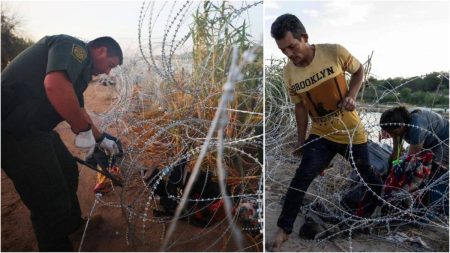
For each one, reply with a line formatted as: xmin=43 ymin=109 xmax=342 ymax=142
xmin=277 ymin=135 xmax=382 ymax=234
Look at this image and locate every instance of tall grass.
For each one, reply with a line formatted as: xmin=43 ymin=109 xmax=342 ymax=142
xmin=99 ymin=1 xmax=263 ymax=251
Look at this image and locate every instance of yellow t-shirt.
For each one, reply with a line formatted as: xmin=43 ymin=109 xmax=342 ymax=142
xmin=283 ymin=44 xmax=367 ymax=144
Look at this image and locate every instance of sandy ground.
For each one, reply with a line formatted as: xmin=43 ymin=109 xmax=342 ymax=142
xmin=1 ymin=83 xmax=257 ymax=252
xmin=264 ymin=158 xmax=449 ymax=252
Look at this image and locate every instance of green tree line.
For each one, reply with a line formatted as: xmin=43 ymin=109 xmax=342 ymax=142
xmin=1 ymin=9 xmax=34 ymax=70
xmin=359 ymin=71 xmax=449 ymax=108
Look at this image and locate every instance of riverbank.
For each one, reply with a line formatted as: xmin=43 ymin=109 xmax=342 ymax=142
xmin=359 ymin=103 xmax=449 ymax=118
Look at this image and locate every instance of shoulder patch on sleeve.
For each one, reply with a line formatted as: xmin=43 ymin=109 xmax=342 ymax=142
xmin=72 ymin=44 xmax=87 ymax=63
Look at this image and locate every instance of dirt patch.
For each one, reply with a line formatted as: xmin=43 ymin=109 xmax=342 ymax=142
xmin=265 ymin=157 xmax=449 ymax=252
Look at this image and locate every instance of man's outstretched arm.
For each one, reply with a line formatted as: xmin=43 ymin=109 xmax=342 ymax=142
xmin=44 ymin=71 xmax=90 ymax=133
xmin=81 ymin=108 xmax=102 ymax=140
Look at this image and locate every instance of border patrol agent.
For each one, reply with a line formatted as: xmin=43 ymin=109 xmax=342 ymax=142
xmin=1 ymin=34 xmax=123 ymax=251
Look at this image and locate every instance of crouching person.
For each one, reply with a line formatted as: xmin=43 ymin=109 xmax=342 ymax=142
xmin=380 ymin=106 xmax=449 ymax=214
xmin=2 ymin=35 xmax=123 ymax=251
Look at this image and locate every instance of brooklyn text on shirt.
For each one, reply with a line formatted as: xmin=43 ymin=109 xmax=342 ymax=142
xmin=291 ymin=66 xmax=335 ymax=92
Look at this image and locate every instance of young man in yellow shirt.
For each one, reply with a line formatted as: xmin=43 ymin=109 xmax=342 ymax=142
xmin=269 ymin=14 xmax=382 ymax=251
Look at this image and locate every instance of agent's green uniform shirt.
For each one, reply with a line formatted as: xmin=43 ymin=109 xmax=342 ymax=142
xmin=2 ymin=34 xmax=92 ymax=138
xmin=1 ymin=34 xmax=92 ymax=251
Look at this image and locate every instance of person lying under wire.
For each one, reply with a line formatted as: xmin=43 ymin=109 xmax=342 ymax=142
xmin=141 ymin=157 xmax=229 ymax=227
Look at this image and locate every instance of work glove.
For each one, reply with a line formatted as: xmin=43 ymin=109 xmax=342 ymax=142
xmin=75 ymin=127 xmax=96 ymax=149
xmin=96 ymin=132 xmax=122 ymax=156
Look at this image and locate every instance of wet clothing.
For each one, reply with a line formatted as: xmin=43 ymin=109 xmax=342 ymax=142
xmin=278 ymin=44 xmax=381 ymax=234
xmin=1 ymin=34 xmax=92 ymax=251
xmin=277 ymin=135 xmax=382 ymax=234
xmin=284 ymin=44 xmax=367 ymax=144
xmin=405 ymin=109 xmax=449 ymax=169
xmin=405 ymin=109 xmax=449 ymax=214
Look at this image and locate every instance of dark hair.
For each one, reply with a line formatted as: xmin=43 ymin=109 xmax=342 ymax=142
xmin=271 ymin=14 xmax=306 ymax=40
xmin=380 ymin=106 xmax=411 ymax=131
xmin=88 ymin=36 xmax=123 ymax=65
